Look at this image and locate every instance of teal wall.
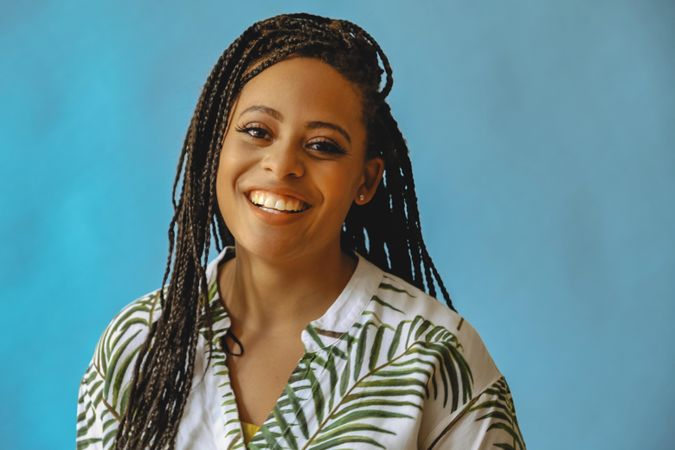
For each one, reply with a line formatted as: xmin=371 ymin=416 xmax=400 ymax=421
xmin=1 ymin=1 xmax=673 ymax=448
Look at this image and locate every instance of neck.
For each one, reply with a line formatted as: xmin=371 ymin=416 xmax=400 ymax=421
xmin=217 ymin=242 xmax=357 ymax=336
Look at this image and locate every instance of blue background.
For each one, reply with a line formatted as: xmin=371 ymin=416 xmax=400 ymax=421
xmin=1 ymin=1 xmax=673 ymax=449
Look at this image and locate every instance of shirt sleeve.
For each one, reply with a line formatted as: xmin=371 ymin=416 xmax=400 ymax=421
xmin=76 ymin=359 xmax=106 ymax=450
xmin=75 ymin=290 xmax=160 ymax=449
xmin=423 ymin=375 xmax=526 ymax=450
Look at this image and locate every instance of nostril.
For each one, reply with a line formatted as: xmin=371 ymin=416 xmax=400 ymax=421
xmin=261 ymin=151 xmax=304 ymax=177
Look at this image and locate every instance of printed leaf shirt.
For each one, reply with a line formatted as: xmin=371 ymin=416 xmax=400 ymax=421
xmin=77 ymin=246 xmax=526 ymax=449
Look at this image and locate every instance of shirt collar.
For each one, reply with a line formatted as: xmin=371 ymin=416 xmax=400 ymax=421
xmin=203 ymin=245 xmax=383 ymax=352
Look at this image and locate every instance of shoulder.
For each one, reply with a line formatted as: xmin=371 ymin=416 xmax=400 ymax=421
xmin=369 ymin=269 xmax=501 ymax=394
xmin=77 ymin=287 xmax=166 ymax=446
xmin=79 ymin=287 xmax=165 ymax=417
xmin=366 ymin=270 xmax=526 ymax=448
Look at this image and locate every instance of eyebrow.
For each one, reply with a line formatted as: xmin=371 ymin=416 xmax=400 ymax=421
xmin=238 ymin=104 xmax=352 ymax=144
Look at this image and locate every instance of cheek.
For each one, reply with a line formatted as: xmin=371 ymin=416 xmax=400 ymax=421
xmin=215 ymin=159 xmax=241 ymax=213
xmin=215 ymin=149 xmax=249 ymax=231
xmin=216 ymin=139 xmax=252 ymax=192
xmin=215 ymin=159 xmax=228 ymax=198
xmin=214 ymin=161 xmax=231 ymax=220
xmin=321 ymin=168 xmax=361 ymax=210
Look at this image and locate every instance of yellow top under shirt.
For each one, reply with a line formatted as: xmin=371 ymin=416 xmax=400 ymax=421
xmin=241 ymin=421 xmax=260 ymax=444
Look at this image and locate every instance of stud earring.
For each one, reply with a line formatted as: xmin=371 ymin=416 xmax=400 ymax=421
xmin=358 ymin=194 xmax=365 ymax=202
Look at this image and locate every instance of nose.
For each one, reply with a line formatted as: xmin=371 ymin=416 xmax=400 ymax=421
xmin=260 ymin=139 xmax=305 ymax=178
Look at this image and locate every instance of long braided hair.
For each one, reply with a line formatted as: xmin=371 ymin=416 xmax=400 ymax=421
xmin=115 ymin=12 xmax=455 ymax=449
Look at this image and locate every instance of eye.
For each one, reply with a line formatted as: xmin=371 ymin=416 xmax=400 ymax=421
xmin=307 ymin=139 xmax=346 ymax=155
xmin=235 ymin=124 xmax=271 ymax=140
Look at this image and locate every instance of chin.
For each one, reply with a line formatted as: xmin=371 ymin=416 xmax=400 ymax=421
xmin=233 ymin=235 xmax=305 ymax=261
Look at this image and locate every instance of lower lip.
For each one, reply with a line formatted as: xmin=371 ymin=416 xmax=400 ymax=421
xmin=245 ymin=194 xmax=310 ymax=225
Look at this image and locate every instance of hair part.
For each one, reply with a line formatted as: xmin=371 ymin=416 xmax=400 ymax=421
xmin=115 ymin=12 xmax=454 ymax=449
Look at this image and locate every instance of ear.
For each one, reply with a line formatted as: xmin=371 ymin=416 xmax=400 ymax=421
xmin=355 ymin=157 xmax=385 ymax=205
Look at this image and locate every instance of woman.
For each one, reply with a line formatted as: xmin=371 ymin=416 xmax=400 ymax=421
xmin=76 ymin=12 xmax=525 ymax=450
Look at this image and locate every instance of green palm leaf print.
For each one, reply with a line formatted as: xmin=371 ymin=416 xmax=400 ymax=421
xmin=248 ymin=295 xmax=473 ymax=450
xmin=77 ymin=289 xmax=163 ymax=450
xmin=470 ymin=376 xmax=525 ymax=450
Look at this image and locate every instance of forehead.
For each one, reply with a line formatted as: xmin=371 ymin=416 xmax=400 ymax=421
xmin=234 ymin=57 xmax=365 ymax=127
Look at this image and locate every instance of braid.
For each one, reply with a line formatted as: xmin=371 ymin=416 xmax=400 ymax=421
xmin=115 ymin=12 xmax=455 ymax=449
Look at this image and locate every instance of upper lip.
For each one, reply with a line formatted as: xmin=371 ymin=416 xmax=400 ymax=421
xmin=245 ymin=186 xmax=312 ymax=207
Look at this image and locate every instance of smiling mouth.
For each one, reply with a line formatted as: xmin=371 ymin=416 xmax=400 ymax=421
xmin=246 ymin=190 xmax=311 ymax=214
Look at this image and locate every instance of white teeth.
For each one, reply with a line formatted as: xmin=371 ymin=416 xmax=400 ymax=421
xmin=248 ymin=190 xmax=308 ymax=212
xmin=263 ymin=196 xmax=276 ymax=208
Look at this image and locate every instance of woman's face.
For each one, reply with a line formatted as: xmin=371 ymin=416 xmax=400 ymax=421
xmin=215 ymin=57 xmax=384 ymax=261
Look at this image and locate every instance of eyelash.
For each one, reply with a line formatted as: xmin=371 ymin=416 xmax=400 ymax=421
xmin=234 ymin=125 xmax=346 ymax=155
